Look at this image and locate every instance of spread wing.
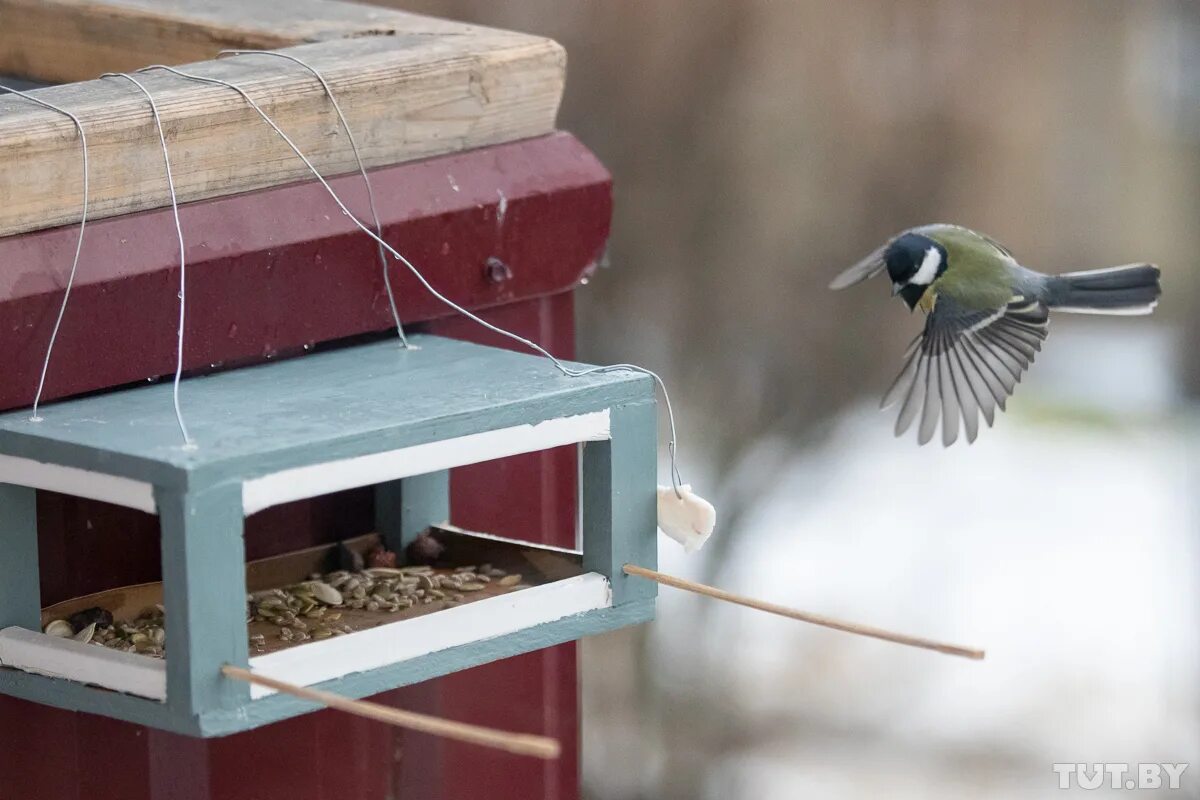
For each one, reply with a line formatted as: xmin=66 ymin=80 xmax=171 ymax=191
xmin=883 ymin=294 xmax=1049 ymax=445
xmin=829 ymin=243 xmax=887 ymax=289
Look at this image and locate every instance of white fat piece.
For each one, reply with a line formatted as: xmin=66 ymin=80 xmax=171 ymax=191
xmin=909 ymin=246 xmax=942 ymax=286
xmin=657 ymin=484 xmax=716 ymax=553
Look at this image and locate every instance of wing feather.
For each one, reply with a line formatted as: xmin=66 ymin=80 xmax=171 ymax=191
xmin=937 ymin=330 xmax=961 ymax=446
xmin=884 ymin=294 xmax=1049 ymax=445
xmin=947 ymin=343 xmax=982 ymax=442
xmin=896 ymin=344 xmax=929 ymax=436
xmin=830 ymin=244 xmax=887 ymax=290
xmin=917 ymin=331 xmax=943 ymax=445
xmin=956 ymin=334 xmax=1003 ymax=424
xmin=881 ymin=335 xmax=923 ymax=410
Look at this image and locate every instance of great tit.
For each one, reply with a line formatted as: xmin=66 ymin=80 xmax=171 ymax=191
xmin=831 ymin=224 xmax=1161 ymax=446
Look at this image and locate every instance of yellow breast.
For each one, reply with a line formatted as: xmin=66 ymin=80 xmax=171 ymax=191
xmin=917 ymin=286 xmax=938 ymax=313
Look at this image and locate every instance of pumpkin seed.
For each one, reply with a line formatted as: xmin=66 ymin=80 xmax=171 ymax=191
xmin=305 ymin=581 xmax=343 ymax=606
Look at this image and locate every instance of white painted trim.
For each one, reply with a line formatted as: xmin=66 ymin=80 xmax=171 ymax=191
xmin=243 ymin=410 xmax=611 ymax=515
xmin=0 ymin=455 xmax=156 ymax=513
xmin=247 ymin=573 xmax=612 ymax=698
xmin=436 ymin=522 xmax=583 ymax=557
xmin=0 ymin=627 xmax=166 ymax=700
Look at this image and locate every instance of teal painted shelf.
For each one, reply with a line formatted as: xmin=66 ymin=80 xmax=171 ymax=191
xmin=0 ymin=335 xmax=658 ymax=736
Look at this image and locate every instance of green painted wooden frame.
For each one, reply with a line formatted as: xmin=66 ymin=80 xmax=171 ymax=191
xmin=0 ymin=335 xmax=658 ymax=736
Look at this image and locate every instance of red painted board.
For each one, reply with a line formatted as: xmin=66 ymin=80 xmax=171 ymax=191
xmin=0 ymin=131 xmax=611 ymax=413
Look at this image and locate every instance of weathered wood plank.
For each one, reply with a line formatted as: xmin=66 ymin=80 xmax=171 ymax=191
xmin=0 ymin=0 xmax=486 ymax=83
xmin=0 ymin=9 xmax=565 ymax=237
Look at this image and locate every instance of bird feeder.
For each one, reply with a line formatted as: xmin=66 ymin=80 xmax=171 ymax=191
xmin=0 ymin=334 xmax=657 ymax=735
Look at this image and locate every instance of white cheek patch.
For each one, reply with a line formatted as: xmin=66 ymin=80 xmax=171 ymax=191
xmin=909 ymin=246 xmax=942 ymax=286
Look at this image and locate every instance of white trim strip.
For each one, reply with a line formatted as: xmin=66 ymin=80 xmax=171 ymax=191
xmin=435 ymin=522 xmax=583 ymax=557
xmin=243 ymin=410 xmax=611 ymax=515
xmin=0 ymin=454 xmax=156 ymax=513
xmin=247 ymin=572 xmax=612 ymax=698
xmin=0 ymin=626 xmax=166 ymax=700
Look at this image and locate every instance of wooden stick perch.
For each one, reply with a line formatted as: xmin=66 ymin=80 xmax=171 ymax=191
xmin=221 ymin=665 xmax=561 ymax=759
xmin=623 ymin=564 xmax=985 ymax=660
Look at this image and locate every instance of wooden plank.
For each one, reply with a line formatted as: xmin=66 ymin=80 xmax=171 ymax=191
xmin=0 ymin=31 xmax=565 ymax=237
xmin=0 ymin=626 xmax=167 ymax=700
xmin=246 ymin=573 xmax=609 ymax=699
xmin=375 ymin=471 xmax=450 ymax=553
xmin=243 ymin=411 xmax=608 ymax=515
xmin=156 ymin=482 xmax=249 ymax=720
xmin=0 ymin=453 xmax=157 ymax=512
xmin=198 ymin=599 xmax=654 ymax=737
xmin=581 ymin=401 xmax=658 ymax=605
xmin=0 ymin=484 xmax=39 ymax=630
xmin=0 ymin=336 xmax=647 ymax=485
xmin=0 ymin=0 xmax=503 ymax=84
xmin=0 ymin=520 xmax=651 ymax=738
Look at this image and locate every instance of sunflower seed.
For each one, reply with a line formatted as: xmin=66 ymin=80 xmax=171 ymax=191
xmin=43 ymin=620 xmax=73 ymax=638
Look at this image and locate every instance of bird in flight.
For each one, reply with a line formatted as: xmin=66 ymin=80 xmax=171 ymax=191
xmin=831 ymin=224 xmax=1161 ymax=445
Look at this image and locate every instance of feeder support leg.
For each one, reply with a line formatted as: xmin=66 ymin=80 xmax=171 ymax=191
xmin=376 ymin=471 xmax=450 ymax=554
xmin=0 ymin=484 xmax=39 ymax=631
xmin=157 ymin=482 xmax=249 ymax=723
xmin=583 ymin=400 xmax=658 ymax=605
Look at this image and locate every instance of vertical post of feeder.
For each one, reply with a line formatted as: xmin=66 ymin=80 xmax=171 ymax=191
xmin=376 ymin=471 xmax=451 ymax=553
xmin=157 ymin=482 xmax=249 ymax=723
xmin=0 ymin=484 xmax=40 ymax=630
xmin=583 ymin=400 xmax=658 ymax=605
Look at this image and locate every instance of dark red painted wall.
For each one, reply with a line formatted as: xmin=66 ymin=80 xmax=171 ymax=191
xmin=0 ymin=133 xmax=611 ymax=800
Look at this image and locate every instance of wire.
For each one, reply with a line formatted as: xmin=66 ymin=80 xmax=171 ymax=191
xmin=216 ymin=49 xmax=411 ymax=348
xmin=101 ymin=72 xmax=194 ymax=448
xmin=139 ymin=63 xmax=683 ymax=493
xmin=0 ymin=84 xmax=90 ymax=422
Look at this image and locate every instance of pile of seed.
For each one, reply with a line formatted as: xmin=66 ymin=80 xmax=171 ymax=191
xmin=43 ymin=563 xmax=523 ymax=658
xmin=248 ymin=563 xmax=521 ymax=649
xmin=44 ymin=605 xmax=167 ymax=658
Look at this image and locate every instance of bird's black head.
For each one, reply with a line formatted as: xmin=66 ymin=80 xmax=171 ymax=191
xmin=885 ymin=233 xmax=948 ymax=310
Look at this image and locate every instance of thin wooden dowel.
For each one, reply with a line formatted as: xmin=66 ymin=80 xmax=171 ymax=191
xmin=221 ymin=665 xmax=561 ymax=759
xmin=624 ymin=564 xmax=985 ymax=660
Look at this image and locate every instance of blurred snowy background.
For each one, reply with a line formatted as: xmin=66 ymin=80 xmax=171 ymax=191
xmin=383 ymin=1 xmax=1200 ymax=797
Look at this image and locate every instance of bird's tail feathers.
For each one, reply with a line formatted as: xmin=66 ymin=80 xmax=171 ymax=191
xmin=1047 ymin=263 xmax=1161 ymax=315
